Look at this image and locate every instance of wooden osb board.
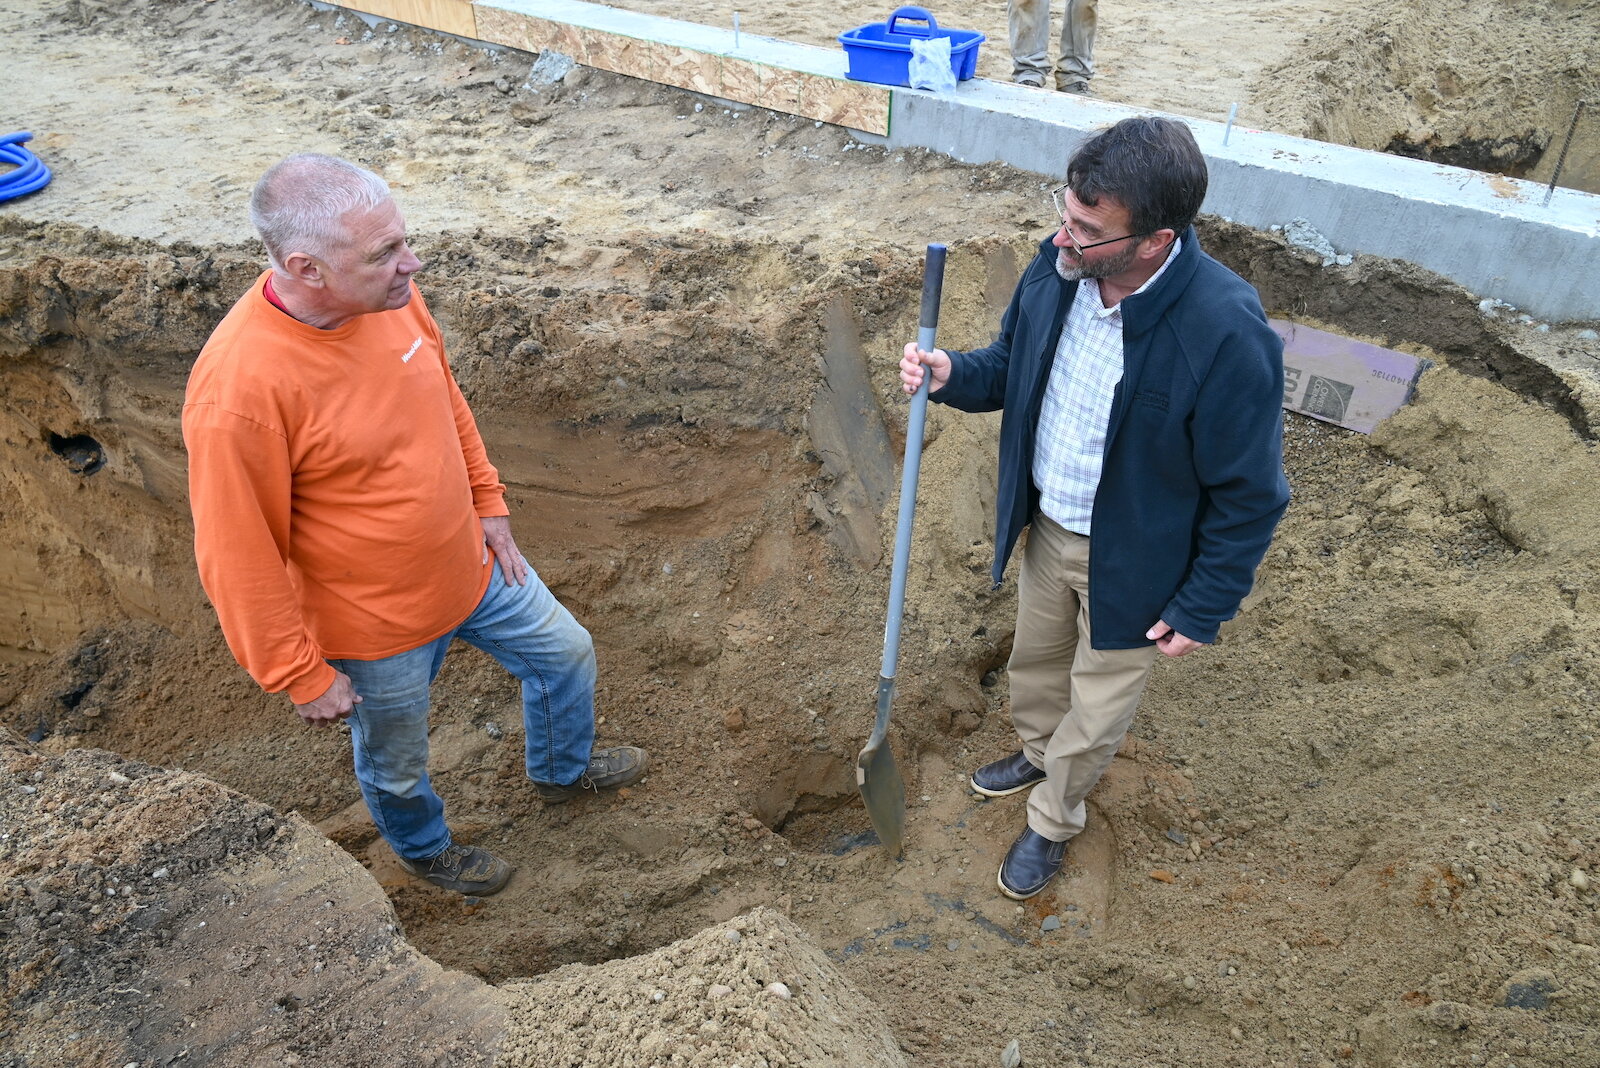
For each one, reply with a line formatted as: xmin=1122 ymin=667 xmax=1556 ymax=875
xmin=339 ymin=0 xmax=478 ymax=39
xmin=472 ymin=5 xmax=890 ymax=135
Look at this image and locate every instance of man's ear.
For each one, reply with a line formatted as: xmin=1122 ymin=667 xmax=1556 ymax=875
xmin=281 ymin=250 xmax=323 ymax=287
xmin=1139 ymin=229 xmax=1177 ymax=262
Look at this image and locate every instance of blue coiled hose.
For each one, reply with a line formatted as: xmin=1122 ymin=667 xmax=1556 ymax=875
xmin=1 ymin=132 xmax=52 ymax=202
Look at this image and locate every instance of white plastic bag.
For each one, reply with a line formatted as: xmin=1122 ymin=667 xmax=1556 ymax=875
xmin=907 ymin=36 xmax=957 ymax=93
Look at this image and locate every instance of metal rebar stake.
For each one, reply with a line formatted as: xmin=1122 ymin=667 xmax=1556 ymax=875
xmin=1543 ymin=100 xmax=1586 ymax=208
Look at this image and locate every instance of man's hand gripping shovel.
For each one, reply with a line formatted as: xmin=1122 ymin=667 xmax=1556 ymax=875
xmin=856 ymin=243 xmax=946 ymax=860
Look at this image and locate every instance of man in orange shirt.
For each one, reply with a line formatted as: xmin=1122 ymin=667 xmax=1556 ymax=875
xmin=184 ymin=154 xmax=647 ymax=896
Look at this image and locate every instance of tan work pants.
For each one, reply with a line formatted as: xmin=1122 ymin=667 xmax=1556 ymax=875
xmin=1008 ymin=513 xmax=1157 ymax=841
xmin=1007 ymin=0 xmax=1097 ymax=89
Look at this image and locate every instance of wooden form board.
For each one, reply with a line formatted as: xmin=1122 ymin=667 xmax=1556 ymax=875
xmin=472 ymin=5 xmax=890 ymax=134
xmin=326 ymin=0 xmax=891 ymax=135
xmin=339 ymin=0 xmax=478 ymax=39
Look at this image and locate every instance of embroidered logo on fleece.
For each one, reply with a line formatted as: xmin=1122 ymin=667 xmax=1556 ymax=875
xmin=400 ymin=337 xmax=423 ymax=363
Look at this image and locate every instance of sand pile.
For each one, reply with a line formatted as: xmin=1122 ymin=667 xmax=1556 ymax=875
xmin=1256 ymin=0 xmax=1600 ymax=192
xmin=499 ymin=907 xmax=907 ymax=1067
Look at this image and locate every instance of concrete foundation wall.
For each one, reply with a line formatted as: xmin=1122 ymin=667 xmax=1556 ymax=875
xmin=892 ymin=86 xmax=1599 ymax=322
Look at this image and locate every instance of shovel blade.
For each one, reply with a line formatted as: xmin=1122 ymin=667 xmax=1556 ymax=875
xmin=856 ymin=734 xmax=905 ymax=859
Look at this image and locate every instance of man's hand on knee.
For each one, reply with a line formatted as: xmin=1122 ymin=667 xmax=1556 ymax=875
xmin=295 ymin=670 xmax=362 ymax=727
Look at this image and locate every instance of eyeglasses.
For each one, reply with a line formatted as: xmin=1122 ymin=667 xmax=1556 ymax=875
xmin=1050 ymin=184 xmax=1148 ymax=256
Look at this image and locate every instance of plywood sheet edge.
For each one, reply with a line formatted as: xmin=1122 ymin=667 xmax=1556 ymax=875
xmin=320 ymin=0 xmax=890 ymax=135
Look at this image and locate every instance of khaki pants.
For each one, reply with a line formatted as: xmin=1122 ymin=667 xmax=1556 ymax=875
xmin=1007 ymin=0 xmax=1097 ymax=89
xmin=1008 ymin=513 xmax=1157 ymax=841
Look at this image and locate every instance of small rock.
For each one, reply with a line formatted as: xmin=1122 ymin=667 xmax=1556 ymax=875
xmin=1571 ymin=869 xmax=1590 ymax=892
xmin=723 ymin=709 xmax=747 ymax=732
xmin=947 ymin=939 xmax=961 ymax=951
xmin=1424 ymin=1000 xmax=1476 ymax=1030
xmin=708 ymin=984 xmax=734 ymax=998
xmin=1149 ymin=869 xmax=1177 ymax=883
xmin=483 ymin=722 xmax=504 ymax=740
xmin=1040 ymin=915 xmax=1062 ymax=932
xmin=651 ymin=989 xmax=665 ymax=1003
xmin=1577 ymin=328 xmax=1599 ymax=341
xmin=107 ymin=771 xmax=130 ymax=785
xmin=766 ymin=982 xmax=791 ymax=1000
xmin=1001 ymin=1038 xmax=1022 ymax=1068
xmin=1499 ymin=972 xmax=1557 ymax=1010
xmin=724 ymin=930 xmax=742 ymax=944
xmin=773 ymin=857 xmax=788 ymax=867
xmin=527 ymin=49 xmax=575 ymax=87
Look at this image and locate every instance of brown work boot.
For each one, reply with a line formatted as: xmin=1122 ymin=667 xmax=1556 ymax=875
xmin=534 ymin=745 xmax=649 ymax=803
xmin=397 ymin=843 xmax=513 ymax=895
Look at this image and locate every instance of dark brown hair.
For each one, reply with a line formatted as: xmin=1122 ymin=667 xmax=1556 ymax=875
xmin=1067 ymin=117 xmax=1209 ymax=237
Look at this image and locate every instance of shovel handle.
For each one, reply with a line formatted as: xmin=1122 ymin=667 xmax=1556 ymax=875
xmin=880 ymin=243 xmax=946 ymax=680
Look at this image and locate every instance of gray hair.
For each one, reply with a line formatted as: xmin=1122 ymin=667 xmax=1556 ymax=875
xmin=249 ymin=154 xmax=392 ymax=270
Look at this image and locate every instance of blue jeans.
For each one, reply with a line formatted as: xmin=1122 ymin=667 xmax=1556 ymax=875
xmin=329 ymin=566 xmax=596 ymax=861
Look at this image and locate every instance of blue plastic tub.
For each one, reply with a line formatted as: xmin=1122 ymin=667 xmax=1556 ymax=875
xmin=839 ymin=7 xmax=984 ymax=87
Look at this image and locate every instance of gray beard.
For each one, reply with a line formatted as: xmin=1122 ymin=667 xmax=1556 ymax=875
xmin=1055 ymin=242 xmax=1138 ymax=282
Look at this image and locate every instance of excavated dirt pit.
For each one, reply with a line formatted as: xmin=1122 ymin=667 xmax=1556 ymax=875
xmin=4 ymin=0 xmax=1600 ymax=1066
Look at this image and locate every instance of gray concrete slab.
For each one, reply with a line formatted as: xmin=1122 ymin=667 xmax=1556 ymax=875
xmin=890 ymin=82 xmax=1600 ymax=323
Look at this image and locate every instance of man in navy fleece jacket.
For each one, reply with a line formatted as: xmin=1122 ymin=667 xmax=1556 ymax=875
xmin=900 ymin=116 xmax=1289 ymax=899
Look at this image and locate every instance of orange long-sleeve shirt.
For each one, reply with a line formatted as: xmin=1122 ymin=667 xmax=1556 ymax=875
xmin=182 ymin=273 xmax=507 ymax=703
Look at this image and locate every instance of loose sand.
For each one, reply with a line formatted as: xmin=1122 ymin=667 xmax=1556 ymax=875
xmin=3 ymin=0 xmax=1600 ymax=1065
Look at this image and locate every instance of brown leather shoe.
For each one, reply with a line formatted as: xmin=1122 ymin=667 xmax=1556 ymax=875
xmin=534 ymin=745 xmax=649 ymax=803
xmin=397 ymin=843 xmax=513 ymax=895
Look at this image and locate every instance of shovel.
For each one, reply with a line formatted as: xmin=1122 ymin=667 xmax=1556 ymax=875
xmin=856 ymin=242 xmax=946 ymax=860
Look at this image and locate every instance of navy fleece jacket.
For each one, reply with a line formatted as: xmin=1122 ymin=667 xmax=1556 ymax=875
xmin=934 ymin=228 xmax=1290 ymax=647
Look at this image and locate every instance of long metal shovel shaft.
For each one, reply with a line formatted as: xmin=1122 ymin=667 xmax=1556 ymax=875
xmin=858 ymin=242 xmax=946 ymax=860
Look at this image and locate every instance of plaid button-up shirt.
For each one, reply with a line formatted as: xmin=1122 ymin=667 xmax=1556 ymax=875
xmin=1033 ymin=238 xmax=1182 ymax=534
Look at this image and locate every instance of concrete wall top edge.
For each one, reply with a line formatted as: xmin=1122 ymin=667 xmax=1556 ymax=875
xmin=891 ymin=89 xmax=1600 ymax=234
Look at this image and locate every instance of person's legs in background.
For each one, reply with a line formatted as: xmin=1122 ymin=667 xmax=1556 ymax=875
xmin=1008 ymin=0 xmax=1053 ymax=87
xmin=1056 ymin=0 xmax=1098 ymax=93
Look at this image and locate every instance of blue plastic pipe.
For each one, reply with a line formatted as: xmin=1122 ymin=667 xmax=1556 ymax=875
xmin=0 ymin=132 xmax=52 ymax=202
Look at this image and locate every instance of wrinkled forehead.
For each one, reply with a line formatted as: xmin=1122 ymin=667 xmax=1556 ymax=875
xmin=1063 ymin=186 xmax=1130 ymax=230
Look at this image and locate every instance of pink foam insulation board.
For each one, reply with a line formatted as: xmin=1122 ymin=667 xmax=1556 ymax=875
xmin=1270 ymin=319 xmax=1432 ymax=434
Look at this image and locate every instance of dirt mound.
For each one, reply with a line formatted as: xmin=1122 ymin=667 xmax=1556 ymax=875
xmin=499 ymin=907 xmax=906 ymax=1067
xmin=1256 ymin=0 xmax=1600 ymax=192
xmin=0 ymin=730 xmax=503 ymax=1066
